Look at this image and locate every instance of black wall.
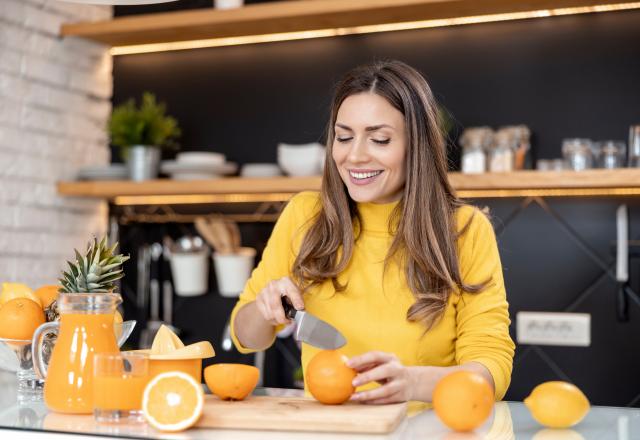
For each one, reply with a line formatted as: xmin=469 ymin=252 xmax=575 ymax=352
xmin=113 ymin=9 xmax=640 ymax=165
xmin=113 ymin=7 xmax=640 ymax=405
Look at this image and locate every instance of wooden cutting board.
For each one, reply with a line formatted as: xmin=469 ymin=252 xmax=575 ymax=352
xmin=197 ymin=395 xmax=407 ymax=434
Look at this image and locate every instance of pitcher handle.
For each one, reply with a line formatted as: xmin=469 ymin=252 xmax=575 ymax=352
xmin=31 ymin=322 xmax=59 ymax=380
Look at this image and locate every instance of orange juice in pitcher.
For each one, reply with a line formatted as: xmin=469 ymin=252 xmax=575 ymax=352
xmin=32 ymin=293 xmax=121 ymax=414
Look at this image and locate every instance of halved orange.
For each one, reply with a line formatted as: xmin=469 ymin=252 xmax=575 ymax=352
xmin=204 ymin=363 xmax=259 ymax=401
xmin=142 ymin=371 xmax=204 ymax=432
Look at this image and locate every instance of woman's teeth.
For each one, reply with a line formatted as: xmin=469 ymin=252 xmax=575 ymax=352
xmin=349 ymin=170 xmax=382 ymax=180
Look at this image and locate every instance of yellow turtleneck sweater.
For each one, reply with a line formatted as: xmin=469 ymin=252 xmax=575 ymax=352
xmin=230 ymin=191 xmax=515 ymax=400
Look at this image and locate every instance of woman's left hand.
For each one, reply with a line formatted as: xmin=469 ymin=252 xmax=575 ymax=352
xmin=346 ymin=351 xmax=415 ymax=404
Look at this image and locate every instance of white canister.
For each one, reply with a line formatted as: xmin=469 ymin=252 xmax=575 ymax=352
xmin=170 ymin=249 xmax=210 ymax=297
xmin=212 ymin=247 xmax=256 ymax=297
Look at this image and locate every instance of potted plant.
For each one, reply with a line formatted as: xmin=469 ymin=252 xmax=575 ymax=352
xmin=108 ymin=92 xmax=181 ymax=181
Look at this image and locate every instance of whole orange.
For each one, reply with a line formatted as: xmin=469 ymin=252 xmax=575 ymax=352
xmin=0 ymin=298 xmax=46 ymax=340
xmin=34 ymin=285 xmax=60 ymax=310
xmin=204 ymin=363 xmax=260 ymax=401
xmin=433 ymin=371 xmax=494 ymax=432
xmin=306 ymin=350 xmax=356 ymax=405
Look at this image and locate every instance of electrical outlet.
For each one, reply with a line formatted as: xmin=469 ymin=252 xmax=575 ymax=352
xmin=516 ymin=312 xmax=590 ymax=347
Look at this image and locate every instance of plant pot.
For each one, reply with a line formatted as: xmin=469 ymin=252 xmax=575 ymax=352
xmin=212 ymin=247 xmax=256 ymax=297
xmin=126 ymin=145 xmax=161 ymax=181
xmin=170 ymin=249 xmax=210 ymax=297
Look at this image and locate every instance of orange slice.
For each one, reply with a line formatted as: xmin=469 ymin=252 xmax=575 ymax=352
xmin=142 ymin=371 xmax=204 ymax=432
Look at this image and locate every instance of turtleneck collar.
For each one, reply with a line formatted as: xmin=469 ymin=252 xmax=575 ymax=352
xmin=356 ymin=199 xmax=401 ymax=233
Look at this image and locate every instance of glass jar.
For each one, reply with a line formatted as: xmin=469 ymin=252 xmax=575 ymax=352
xmin=489 ymin=130 xmax=515 ymax=172
xmin=595 ymin=141 xmax=626 ymax=169
xmin=459 ymin=127 xmax=492 ymax=174
xmin=562 ymin=138 xmax=593 ymax=171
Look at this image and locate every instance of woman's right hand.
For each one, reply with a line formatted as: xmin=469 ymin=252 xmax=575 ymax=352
xmin=255 ymin=277 xmax=305 ymax=326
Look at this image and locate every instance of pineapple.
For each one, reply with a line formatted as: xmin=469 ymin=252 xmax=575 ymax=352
xmin=45 ymin=237 xmax=129 ymax=321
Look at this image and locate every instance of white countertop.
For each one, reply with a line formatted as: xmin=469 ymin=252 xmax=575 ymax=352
xmin=1 ymin=370 xmax=638 ymax=439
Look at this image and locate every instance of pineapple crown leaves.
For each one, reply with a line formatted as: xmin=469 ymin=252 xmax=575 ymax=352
xmin=59 ymin=237 xmax=130 ymax=294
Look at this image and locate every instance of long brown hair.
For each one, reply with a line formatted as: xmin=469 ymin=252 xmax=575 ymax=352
xmin=292 ymin=60 xmax=488 ymax=330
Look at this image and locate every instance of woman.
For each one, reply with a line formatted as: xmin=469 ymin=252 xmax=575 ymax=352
xmin=231 ymin=60 xmax=514 ymax=404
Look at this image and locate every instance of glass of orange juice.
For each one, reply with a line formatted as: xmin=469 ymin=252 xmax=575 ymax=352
xmin=93 ymin=352 xmax=149 ymax=423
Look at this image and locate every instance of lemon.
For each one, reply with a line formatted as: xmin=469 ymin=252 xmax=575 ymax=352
xmin=524 ymin=381 xmax=590 ymax=428
xmin=0 ymin=282 xmax=41 ymax=308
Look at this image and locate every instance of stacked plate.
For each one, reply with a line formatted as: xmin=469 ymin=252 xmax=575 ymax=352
xmin=161 ymin=152 xmax=237 ymax=180
xmin=77 ymin=164 xmax=128 ymax=181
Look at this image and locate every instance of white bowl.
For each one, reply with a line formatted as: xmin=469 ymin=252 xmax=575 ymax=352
xmin=277 ymin=142 xmax=325 ymax=176
xmin=176 ymin=152 xmax=225 ymax=166
xmin=240 ymin=163 xmax=283 ymax=177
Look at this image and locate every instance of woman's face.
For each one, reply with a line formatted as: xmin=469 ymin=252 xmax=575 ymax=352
xmin=332 ymin=93 xmax=407 ymax=204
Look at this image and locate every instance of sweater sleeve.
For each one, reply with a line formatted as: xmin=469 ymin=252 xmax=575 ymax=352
xmin=454 ymin=209 xmax=515 ymax=400
xmin=229 ymin=192 xmax=317 ymax=354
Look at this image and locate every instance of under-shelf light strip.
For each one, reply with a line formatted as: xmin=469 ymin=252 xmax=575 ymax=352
xmin=113 ymin=192 xmax=295 ymax=205
xmin=112 ymin=187 xmax=640 ymax=205
xmin=111 ymin=2 xmax=640 ymax=55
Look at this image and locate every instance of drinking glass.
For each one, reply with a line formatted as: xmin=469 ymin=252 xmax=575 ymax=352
xmin=93 ymin=352 xmax=149 ymax=423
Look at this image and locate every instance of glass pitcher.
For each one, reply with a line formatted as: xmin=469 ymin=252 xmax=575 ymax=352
xmin=31 ymin=293 xmax=122 ymax=414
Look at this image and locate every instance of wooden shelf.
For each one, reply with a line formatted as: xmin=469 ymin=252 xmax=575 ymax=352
xmin=60 ymin=0 xmax=635 ymax=47
xmin=56 ymin=170 xmax=640 ymax=203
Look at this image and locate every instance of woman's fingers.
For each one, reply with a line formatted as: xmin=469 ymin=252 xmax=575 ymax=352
xmin=351 ymin=382 xmax=403 ymax=403
xmin=279 ymin=277 xmax=305 ymax=310
xmin=267 ymin=282 xmax=289 ymax=324
xmin=347 ymin=351 xmax=396 ymax=371
xmin=352 ymin=361 xmax=399 ymax=387
xmin=256 ymin=277 xmax=305 ymax=326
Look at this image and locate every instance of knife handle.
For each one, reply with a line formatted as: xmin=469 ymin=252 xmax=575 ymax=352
xmin=280 ymin=296 xmax=297 ymax=320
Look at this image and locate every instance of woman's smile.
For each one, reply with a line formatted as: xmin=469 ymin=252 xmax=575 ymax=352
xmin=348 ymin=169 xmax=384 ymax=185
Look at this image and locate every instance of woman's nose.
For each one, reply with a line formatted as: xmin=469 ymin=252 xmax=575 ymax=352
xmin=347 ymin=138 xmax=369 ymax=163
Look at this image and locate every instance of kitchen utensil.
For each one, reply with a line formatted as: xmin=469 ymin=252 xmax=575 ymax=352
xmin=162 ymin=238 xmax=177 ymax=331
xmin=209 ymin=218 xmax=233 ymax=253
xmin=614 ymin=205 xmax=640 ymax=322
xmin=280 ymin=297 xmax=346 ymax=350
xmin=139 ymin=243 xmax=164 ymax=348
xmin=629 ymin=125 xmax=640 ymax=167
xmin=197 ymin=395 xmax=406 ymax=434
xmin=136 ymin=244 xmax=150 ymax=310
xmin=194 ymin=217 xmax=226 ymax=253
xmin=616 ymin=204 xmax=628 ymax=321
xmin=226 ymin=221 xmax=241 ymax=252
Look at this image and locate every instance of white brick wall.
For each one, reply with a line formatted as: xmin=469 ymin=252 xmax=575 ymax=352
xmin=0 ymin=0 xmax=113 ymax=288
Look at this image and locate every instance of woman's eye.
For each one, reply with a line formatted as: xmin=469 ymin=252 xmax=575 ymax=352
xmin=336 ymin=136 xmax=352 ymax=143
xmin=372 ymin=138 xmax=391 ymax=145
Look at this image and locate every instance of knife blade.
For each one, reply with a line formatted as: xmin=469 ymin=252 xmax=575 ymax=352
xmin=281 ymin=296 xmax=346 ymax=350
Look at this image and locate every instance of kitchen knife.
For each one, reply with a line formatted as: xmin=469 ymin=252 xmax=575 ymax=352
xmin=281 ymin=296 xmax=346 ymax=350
